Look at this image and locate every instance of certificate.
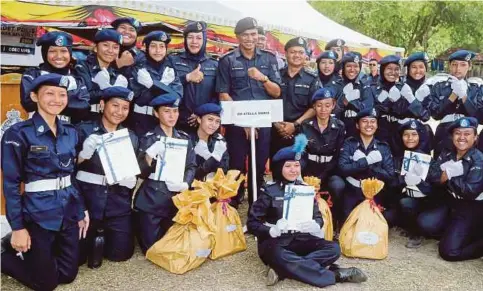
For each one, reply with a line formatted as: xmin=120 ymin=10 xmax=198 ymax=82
xmin=282 ymin=185 xmax=315 ymax=230
xmin=401 ymin=150 xmax=432 ymax=191
xmin=97 ymin=128 xmax=140 ymax=185
xmin=153 ymin=136 xmax=188 ymax=182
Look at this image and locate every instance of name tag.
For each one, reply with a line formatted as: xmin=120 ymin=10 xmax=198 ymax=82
xmin=231 ymin=67 xmax=244 ymax=71
xmin=295 ymin=84 xmax=309 ymax=88
xmin=203 ymin=67 xmax=216 ymax=71
xmin=30 ymin=145 xmax=48 ymax=152
xmin=175 ymin=62 xmax=189 ymax=67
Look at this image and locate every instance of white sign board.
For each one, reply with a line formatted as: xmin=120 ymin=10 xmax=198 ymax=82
xmin=221 ymin=100 xmax=283 ymax=128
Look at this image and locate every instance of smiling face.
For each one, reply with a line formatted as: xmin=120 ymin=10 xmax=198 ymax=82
xmin=46 ymin=46 xmax=71 ymax=69
xmin=357 ymin=117 xmax=378 ymax=137
xmin=452 ymin=128 xmax=476 ymax=152
xmin=402 ymin=129 xmax=420 ymax=149
xmin=282 ymin=160 xmax=301 ymax=182
xmin=344 ymin=62 xmax=360 ymax=80
xmin=197 ymin=114 xmax=221 ymax=136
xmin=408 ymin=61 xmax=426 ymax=81
xmin=313 ymin=99 xmax=335 ymax=120
xmin=96 ymin=41 xmax=120 ymax=64
xmin=30 ymin=85 xmax=68 ymax=116
xmin=186 ymin=32 xmax=204 ymax=55
xmin=286 ymin=46 xmax=306 ymax=67
xmin=319 ymin=59 xmax=335 ymax=76
xmin=101 ymin=97 xmax=130 ymax=126
xmin=116 ymin=23 xmax=137 ymax=46
xmin=148 ymin=41 xmax=167 ymax=62
xmin=383 ymin=63 xmax=400 ymax=83
xmin=236 ymin=28 xmax=258 ymax=51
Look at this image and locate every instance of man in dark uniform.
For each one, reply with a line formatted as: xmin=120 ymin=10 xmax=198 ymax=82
xmin=325 ymin=38 xmax=345 ymax=75
xmin=216 ymin=17 xmax=281 ymax=207
xmin=360 ymin=58 xmax=379 ymax=86
xmin=171 ymin=21 xmax=219 ymax=134
xmin=111 ymin=17 xmax=145 ymax=74
xmin=271 ymin=37 xmax=320 ymax=160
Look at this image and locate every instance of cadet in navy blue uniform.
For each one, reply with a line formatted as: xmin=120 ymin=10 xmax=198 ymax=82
xmin=111 ymin=17 xmax=145 ymax=75
xmin=171 ymin=21 xmax=219 ymax=134
xmin=429 ymin=50 xmax=483 ymax=158
xmin=21 ymin=31 xmax=90 ymax=124
xmin=271 ymin=37 xmax=320 ymax=160
xmin=75 ymin=87 xmax=138 ymax=263
xmin=324 ymin=38 xmax=345 ymax=75
xmin=332 ymin=52 xmax=372 ymax=137
xmin=1 ymin=74 xmax=88 ymax=290
xmin=190 ymin=103 xmax=229 ymax=180
xmin=74 ymin=29 xmax=128 ymax=120
xmin=316 ymin=50 xmax=340 ymax=88
xmin=338 ymin=108 xmax=396 ymax=224
xmin=425 ymin=117 xmax=483 ymax=261
xmin=133 ymin=94 xmax=196 ymax=254
xmin=216 ymin=17 xmax=281 ymax=206
xmin=129 ymin=31 xmax=183 ymax=137
xmin=247 ymin=145 xmax=367 ymax=287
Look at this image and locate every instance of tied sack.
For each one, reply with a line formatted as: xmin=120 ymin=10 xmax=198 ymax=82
xmin=303 ymin=176 xmax=334 ymax=241
xmin=339 ymin=178 xmax=388 ymax=259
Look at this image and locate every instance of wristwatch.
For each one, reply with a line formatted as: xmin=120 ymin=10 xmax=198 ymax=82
xmin=262 ymin=75 xmax=269 ymax=83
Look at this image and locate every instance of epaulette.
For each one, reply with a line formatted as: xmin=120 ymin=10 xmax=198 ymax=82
xmin=176 ymin=129 xmax=190 ymax=139
xmin=467 ymin=77 xmax=483 ymax=86
xmin=218 ymin=50 xmax=235 ymax=60
xmin=303 ymin=67 xmax=318 ymax=77
xmin=376 ymin=139 xmax=391 ymax=148
xmin=145 ymin=131 xmax=154 ymax=137
xmin=425 ymin=73 xmax=453 ymax=86
xmin=215 ymin=133 xmax=224 ymax=140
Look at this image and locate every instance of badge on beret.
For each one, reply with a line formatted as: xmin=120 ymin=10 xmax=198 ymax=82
xmin=465 ymin=53 xmax=471 ymax=61
xmin=59 ymin=76 xmax=69 ymax=87
xmin=55 ymin=36 xmax=64 ymax=46
xmin=324 ymin=89 xmax=331 ymax=98
xmin=336 ymin=39 xmax=342 ymax=46
xmin=197 ymin=22 xmax=202 ymax=30
xmin=118 ymin=35 xmax=123 ymax=44
xmin=354 ymin=55 xmax=360 ymax=63
xmin=371 ymin=108 xmax=377 ymax=116
xmin=295 ymin=152 xmax=302 ymax=161
xmin=160 ymin=33 xmax=167 ymax=42
xmin=127 ymin=91 xmax=134 ymax=101
xmin=174 ymin=98 xmax=180 ymax=107
xmin=298 ymin=37 xmax=304 ymax=45
xmin=410 ymin=121 xmax=417 ymax=129
xmin=133 ymin=19 xmax=140 ymax=28
xmin=423 ymin=53 xmax=429 ymax=62
xmin=329 ymin=51 xmax=335 ymax=58
xmin=252 ymin=19 xmax=257 ymax=27
xmin=460 ymin=119 xmax=469 ymax=127
xmin=37 ymin=125 xmax=44 ymax=133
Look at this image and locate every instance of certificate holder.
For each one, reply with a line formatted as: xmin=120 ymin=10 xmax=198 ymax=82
xmin=283 ymin=185 xmax=315 ymax=230
xmin=154 ymin=136 xmax=188 ymax=183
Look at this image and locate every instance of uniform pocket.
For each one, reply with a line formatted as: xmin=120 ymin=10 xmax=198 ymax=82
xmin=232 ymin=69 xmax=247 ymax=89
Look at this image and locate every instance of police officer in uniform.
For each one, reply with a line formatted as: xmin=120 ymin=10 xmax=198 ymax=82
xmin=133 ymin=93 xmax=196 ymax=253
xmin=360 ymin=58 xmax=379 ymax=86
xmin=171 ymin=21 xmax=219 ymax=134
xmin=21 ymin=31 xmax=90 ymax=124
xmin=111 ymin=17 xmax=145 ymax=75
xmin=76 ymin=87 xmax=138 ymax=263
xmin=190 ymin=103 xmax=229 ymax=180
xmin=425 ymin=117 xmax=483 ymax=261
xmin=325 ymin=38 xmax=345 ymax=75
xmin=1 ymin=74 xmax=88 ymax=290
xmin=216 ymin=17 xmax=281 ymax=207
xmin=271 ymin=37 xmax=320 ymax=160
xmin=247 ymin=145 xmax=367 ymax=287
xmin=315 ymin=50 xmax=340 ymax=88
xmin=129 ymin=31 xmax=183 ymax=137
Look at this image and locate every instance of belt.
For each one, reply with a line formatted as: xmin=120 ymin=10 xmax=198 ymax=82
xmin=346 ymin=176 xmax=361 ymax=188
xmin=440 ymin=113 xmax=465 ymax=124
xmin=344 ymin=110 xmax=357 ymax=118
xmin=90 ymin=104 xmax=101 ymax=113
xmin=134 ymin=104 xmax=154 ymax=116
xmin=381 ymin=114 xmax=398 ymax=123
xmin=308 ymin=154 xmax=333 ymax=163
xmin=287 ymin=230 xmax=301 ymax=234
xmin=25 ymin=175 xmax=72 ymax=192
xmin=76 ymin=171 xmax=107 ymax=186
xmin=28 ymin=112 xmax=71 ymax=123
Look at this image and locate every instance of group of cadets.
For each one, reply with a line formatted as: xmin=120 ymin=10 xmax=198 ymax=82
xmin=1 ymin=14 xmax=483 ymax=290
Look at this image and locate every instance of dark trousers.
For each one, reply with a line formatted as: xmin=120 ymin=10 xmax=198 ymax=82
xmin=135 ymin=211 xmax=174 ymax=254
xmin=322 ymin=175 xmax=345 ymax=224
xmin=399 ymin=196 xmax=436 ymax=235
xmin=259 ymin=235 xmax=339 ymax=288
xmin=1 ymin=222 xmax=79 ymax=291
xmin=417 ymin=204 xmax=450 ymax=238
xmin=433 ymin=122 xmax=453 ymax=158
xmin=79 ymin=215 xmax=134 ymax=264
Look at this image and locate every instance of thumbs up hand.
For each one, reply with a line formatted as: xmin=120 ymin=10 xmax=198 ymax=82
xmin=187 ymin=64 xmax=204 ymax=83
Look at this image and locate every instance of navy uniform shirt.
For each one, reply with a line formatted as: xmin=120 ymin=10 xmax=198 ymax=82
xmin=1 ymin=112 xmax=84 ymax=231
xmin=134 ymin=126 xmax=196 ymax=217
xmin=75 ymin=119 xmax=139 ymax=220
xmin=189 ymin=132 xmax=229 ymax=180
xmin=216 ymin=47 xmax=281 ymax=101
xmin=332 ymin=78 xmax=372 ymax=120
xmin=280 ymin=67 xmax=320 ymax=122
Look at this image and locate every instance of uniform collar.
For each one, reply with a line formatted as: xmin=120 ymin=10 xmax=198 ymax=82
xmin=87 ymin=53 xmax=115 ymax=72
xmin=153 ymin=125 xmax=181 ymax=138
xmin=32 ymin=112 xmax=68 ymax=137
xmin=180 ymin=51 xmax=208 ymax=62
xmin=450 ymin=147 xmax=476 ymax=162
xmin=310 ymin=116 xmax=338 ymax=131
xmin=356 ymin=135 xmax=377 ymax=150
xmin=93 ymin=118 xmax=124 ymax=134
xmin=234 ymin=47 xmax=262 ymax=59
xmin=281 ymin=66 xmax=304 ymax=79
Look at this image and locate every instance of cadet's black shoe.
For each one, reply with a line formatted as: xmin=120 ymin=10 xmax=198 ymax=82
xmin=334 ymin=267 xmax=368 ymax=283
xmin=266 ymin=268 xmax=279 ymax=286
xmin=406 ymin=235 xmax=423 ymax=249
xmin=1 ymin=232 xmax=13 ymax=254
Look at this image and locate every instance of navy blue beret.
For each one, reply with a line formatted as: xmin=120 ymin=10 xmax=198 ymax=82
xmin=235 ymin=17 xmax=258 ymax=34
xmin=399 ymin=119 xmax=424 ymax=134
xmin=111 ymin=17 xmax=142 ymax=32
xmin=448 ymin=117 xmax=478 ymax=133
xmin=341 ymin=52 xmax=362 ymax=65
xmin=325 ymin=38 xmax=345 ymax=50
xmin=143 ymin=31 xmax=171 ymax=46
xmin=284 ymin=37 xmax=307 ymax=52
xmin=312 ymin=88 xmax=335 ymax=103
xmin=317 ymin=50 xmax=338 ymax=62
xmin=404 ymin=52 xmax=429 ymax=67
xmin=30 ymin=73 xmax=69 ymax=92
xmin=37 ymin=31 xmax=73 ymax=47
xmin=194 ymin=103 xmax=222 ymax=117
xmin=449 ymin=50 xmax=476 ymax=62
xmin=149 ymin=93 xmax=180 ymax=108
xmin=101 ymin=87 xmax=134 ymax=102
xmin=94 ymin=29 xmax=123 ymax=44
xmin=183 ymin=21 xmax=207 ymax=36
xmin=272 ymin=146 xmax=298 ymax=163
xmin=379 ymin=55 xmax=401 ymax=66
xmin=356 ymin=108 xmax=378 ymax=122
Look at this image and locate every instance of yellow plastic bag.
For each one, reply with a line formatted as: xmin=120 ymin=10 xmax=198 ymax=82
xmin=207 ymin=169 xmax=247 ymax=259
xmin=303 ymin=176 xmax=334 ymax=241
xmin=339 ymin=178 xmax=388 ymax=260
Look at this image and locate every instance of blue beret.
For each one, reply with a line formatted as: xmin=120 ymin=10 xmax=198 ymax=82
xmin=101 ymin=87 xmax=134 ymax=102
xmin=111 ymin=17 xmax=142 ymax=32
xmin=94 ymin=29 xmax=123 ymax=44
xmin=30 ymin=73 xmax=69 ymax=92
xmin=379 ymin=55 xmax=401 ymax=66
xmin=285 ymin=37 xmax=307 ymax=52
xmin=37 ymin=31 xmax=73 ymax=47
xmin=404 ymin=52 xmax=429 ymax=67
xmin=448 ymin=117 xmax=478 ymax=133
xmin=325 ymin=38 xmax=345 ymax=50
xmin=235 ymin=17 xmax=258 ymax=34
xmin=312 ymin=88 xmax=335 ymax=103
xmin=449 ymin=50 xmax=476 ymax=62
xmin=272 ymin=146 xmax=298 ymax=163
xmin=317 ymin=50 xmax=338 ymax=62
xmin=143 ymin=31 xmax=171 ymax=46
xmin=399 ymin=119 xmax=424 ymax=134
xmin=149 ymin=93 xmax=180 ymax=108
xmin=194 ymin=103 xmax=222 ymax=117
xmin=341 ymin=52 xmax=362 ymax=65
xmin=183 ymin=21 xmax=207 ymax=36
xmin=356 ymin=108 xmax=378 ymax=122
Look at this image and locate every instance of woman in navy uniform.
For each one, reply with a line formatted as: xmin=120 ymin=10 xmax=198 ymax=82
xmin=111 ymin=17 xmax=145 ymax=75
xmin=1 ymin=74 xmax=88 ymax=290
xmin=75 ymin=87 xmax=138 ymax=263
xmin=133 ymin=93 xmax=196 ymax=254
xmin=20 ymin=31 xmax=90 ymax=124
xmin=190 ymin=103 xmax=229 ymax=180
xmin=247 ymin=144 xmax=367 ymax=287
xmin=129 ymin=31 xmax=183 ymax=137
xmin=315 ymin=50 xmax=340 ymax=88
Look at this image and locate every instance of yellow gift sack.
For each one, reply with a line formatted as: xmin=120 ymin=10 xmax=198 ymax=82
xmin=304 ymin=176 xmax=334 ymax=241
xmin=146 ymin=187 xmax=216 ymax=274
xmin=339 ymin=178 xmax=388 ymax=260
xmin=207 ymin=169 xmax=247 ymax=259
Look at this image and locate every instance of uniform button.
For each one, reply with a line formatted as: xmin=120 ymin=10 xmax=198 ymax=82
xmin=104 ymin=190 xmax=108 ymax=194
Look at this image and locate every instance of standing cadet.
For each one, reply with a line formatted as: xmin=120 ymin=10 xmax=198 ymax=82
xmin=316 ymin=50 xmax=340 ymax=88
xmin=190 ymin=103 xmax=229 ymax=180
xmin=111 ymin=17 xmax=145 ymax=74
xmin=133 ymin=93 xmax=196 ymax=254
xmin=171 ymin=21 xmax=219 ymax=134
xmin=360 ymin=58 xmax=379 ymax=86
xmin=425 ymin=117 xmax=483 ymax=261
xmin=129 ymin=31 xmax=183 ymax=137
xmin=76 ymin=87 xmax=138 ymax=264
xmin=1 ymin=74 xmax=88 ymax=290
xmin=74 ymin=29 xmax=128 ymax=121
xmin=271 ymin=37 xmax=320 ymax=159
xmin=20 ymin=31 xmax=90 ymax=124
xmin=247 ymin=145 xmax=367 ymax=287
xmin=325 ymin=38 xmax=345 ymax=75
xmin=216 ymin=17 xmax=281 ymax=207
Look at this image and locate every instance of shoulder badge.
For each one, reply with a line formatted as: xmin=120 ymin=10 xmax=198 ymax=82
xmin=0 ymin=109 xmax=24 ymax=139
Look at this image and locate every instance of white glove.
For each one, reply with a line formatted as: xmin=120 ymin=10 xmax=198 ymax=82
xmin=366 ymin=150 xmax=383 ymax=165
xmin=194 ymin=140 xmax=211 ymax=160
xmin=166 ymin=181 xmax=189 ymax=192
xmin=377 ymin=90 xmax=389 ymax=103
xmin=343 ymin=83 xmax=354 ymax=96
xmin=92 ymin=69 xmax=111 ymax=90
xmin=66 ymin=76 xmax=77 ymax=91
xmin=118 ymin=176 xmax=137 ymax=189
xmin=297 ymin=220 xmax=320 ymax=233
xmin=440 ymin=160 xmax=454 ymax=172
xmin=113 ymin=74 xmax=128 ymax=88
xmin=352 ymin=149 xmax=366 ymax=161
xmin=389 ymin=86 xmax=401 ymax=102
xmin=211 ymin=141 xmax=227 ymax=162
xmin=401 ymin=84 xmax=415 ymax=103
xmin=345 ymin=89 xmax=360 ymax=102
xmin=161 ymin=67 xmax=175 ymax=85
xmin=145 ymin=140 xmax=166 ymax=159
xmin=415 ymin=84 xmax=430 ymax=102
xmin=451 ymin=79 xmax=468 ymax=99
xmin=269 ymin=225 xmax=282 ymax=238
xmin=269 ymin=218 xmax=288 ymax=238
xmin=137 ymin=68 xmax=153 ymax=89
xmin=79 ymin=134 xmax=103 ymax=160
xmin=445 ymin=160 xmax=464 ymax=180
xmin=412 ymin=163 xmax=425 ymax=177
xmin=404 ymin=172 xmax=422 ymax=186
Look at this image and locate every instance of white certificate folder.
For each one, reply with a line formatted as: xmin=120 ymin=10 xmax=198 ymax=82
xmin=282 ymin=185 xmax=315 ymax=230
xmin=153 ymin=136 xmax=188 ymax=183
